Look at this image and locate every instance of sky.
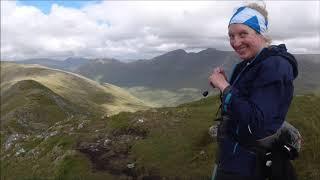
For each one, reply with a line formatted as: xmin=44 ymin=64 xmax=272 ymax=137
xmin=1 ymin=0 xmax=320 ymax=61
xmin=15 ymin=0 xmax=102 ymax=14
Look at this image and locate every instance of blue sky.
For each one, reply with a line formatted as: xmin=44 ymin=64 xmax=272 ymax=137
xmin=16 ymin=0 xmax=101 ymax=14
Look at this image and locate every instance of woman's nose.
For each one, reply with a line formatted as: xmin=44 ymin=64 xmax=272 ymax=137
xmin=232 ymin=37 xmax=242 ymax=47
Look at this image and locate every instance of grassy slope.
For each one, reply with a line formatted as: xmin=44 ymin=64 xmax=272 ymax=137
xmin=0 ymin=62 xmax=149 ymax=180
xmin=1 ymin=62 xmax=148 ymax=116
xmin=286 ymin=95 xmax=320 ymax=179
xmin=1 ymin=79 xmax=76 ymax=134
xmin=1 ymin=94 xmax=319 ymax=179
xmin=129 ymin=96 xmax=220 ymax=178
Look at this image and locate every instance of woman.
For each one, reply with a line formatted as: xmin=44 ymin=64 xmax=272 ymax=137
xmin=209 ymin=3 xmax=298 ymax=180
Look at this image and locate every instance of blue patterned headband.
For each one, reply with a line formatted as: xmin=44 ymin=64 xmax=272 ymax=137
xmin=229 ymin=6 xmax=268 ymax=35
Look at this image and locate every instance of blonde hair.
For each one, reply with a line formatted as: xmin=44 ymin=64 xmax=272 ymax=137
xmin=246 ymin=2 xmax=272 ymax=45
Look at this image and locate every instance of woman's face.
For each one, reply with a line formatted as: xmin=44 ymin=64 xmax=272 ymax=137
xmin=228 ymin=24 xmax=266 ymax=60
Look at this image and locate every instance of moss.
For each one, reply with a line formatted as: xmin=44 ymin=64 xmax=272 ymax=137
xmin=22 ymin=138 xmax=43 ymax=151
xmin=56 ymin=137 xmax=76 ymax=150
xmin=107 ymin=112 xmax=132 ymax=130
xmin=55 ymin=153 xmax=90 ymax=180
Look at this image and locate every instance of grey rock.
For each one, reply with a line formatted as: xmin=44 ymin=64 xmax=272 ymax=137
xmin=127 ymin=163 xmax=135 ymax=169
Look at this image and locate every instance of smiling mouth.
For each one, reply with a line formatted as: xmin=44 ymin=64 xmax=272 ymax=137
xmin=236 ymin=47 xmax=247 ymax=54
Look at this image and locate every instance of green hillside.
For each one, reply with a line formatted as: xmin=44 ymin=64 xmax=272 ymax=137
xmin=1 ymin=79 xmax=80 ymax=134
xmin=1 ymin=62 xmax=149 ymax=116
xmin=1 ymin=93 xmax=319 ymax=179
xmin=0 ymin=62 xmax=149 ymax=179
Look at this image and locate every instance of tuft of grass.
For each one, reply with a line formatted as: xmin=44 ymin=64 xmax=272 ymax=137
xmin=54 ymin=153 xmax=90 ymax=180
xmin=107 ymin=112 xmax=132 ymax=130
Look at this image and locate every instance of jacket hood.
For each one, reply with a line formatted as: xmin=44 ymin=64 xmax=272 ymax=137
xmin=266 ymin=44 xmax=299 ymax=79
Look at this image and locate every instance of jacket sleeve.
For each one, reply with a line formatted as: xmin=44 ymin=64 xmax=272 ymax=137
xmin=222 ymin=56 xmax=294 ymax=139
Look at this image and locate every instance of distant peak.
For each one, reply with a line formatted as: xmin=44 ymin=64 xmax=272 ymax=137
xmin=152 ymin=49 xmax=187 ymax=60
xmin=159 ymin=49 xmax=187 ymax=57
xmin=92 ymin=58 xmax=121 ymax=64
xmin=166 ymin=49 xmax=187 ymax=55
xmin=169 ymin=49 xmax=187 ymax=54
xmin=199 ymin=48 xmax=218 ymax=53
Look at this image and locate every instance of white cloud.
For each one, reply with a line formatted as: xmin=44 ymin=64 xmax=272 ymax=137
xmin=1 ymin=1 xmax=319 ymax=61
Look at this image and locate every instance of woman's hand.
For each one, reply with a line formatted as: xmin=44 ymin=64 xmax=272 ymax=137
xmin=209 ymin=67 xmax=230 ymax=92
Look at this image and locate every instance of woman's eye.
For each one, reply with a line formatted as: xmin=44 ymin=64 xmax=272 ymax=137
xmin=240 ymin=32 xmax=248 ymax=37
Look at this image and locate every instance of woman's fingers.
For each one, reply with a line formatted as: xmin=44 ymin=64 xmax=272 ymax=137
xmin=213 ymin=67 xmax=220 ymax=74
xmin=212 ymin=67 xmax=227 ymax=80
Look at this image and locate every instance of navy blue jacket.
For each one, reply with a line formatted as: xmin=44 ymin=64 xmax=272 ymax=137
xmin=217 ymin=44 xmax=298 ymax=177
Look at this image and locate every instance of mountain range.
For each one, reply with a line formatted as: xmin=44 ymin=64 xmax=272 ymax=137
xmin=76 ymin=49 xmax=237 ymax=91
xmin=15 ymin=48 xmax=320 ymax=95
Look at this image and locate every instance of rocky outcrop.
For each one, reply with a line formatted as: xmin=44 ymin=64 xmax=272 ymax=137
xmin=77 ymin=126 xmax=148 ymax=177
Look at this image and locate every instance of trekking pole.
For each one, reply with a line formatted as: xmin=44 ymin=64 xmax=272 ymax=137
xmin=211 ymin=163 xmax=218 ymax=180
